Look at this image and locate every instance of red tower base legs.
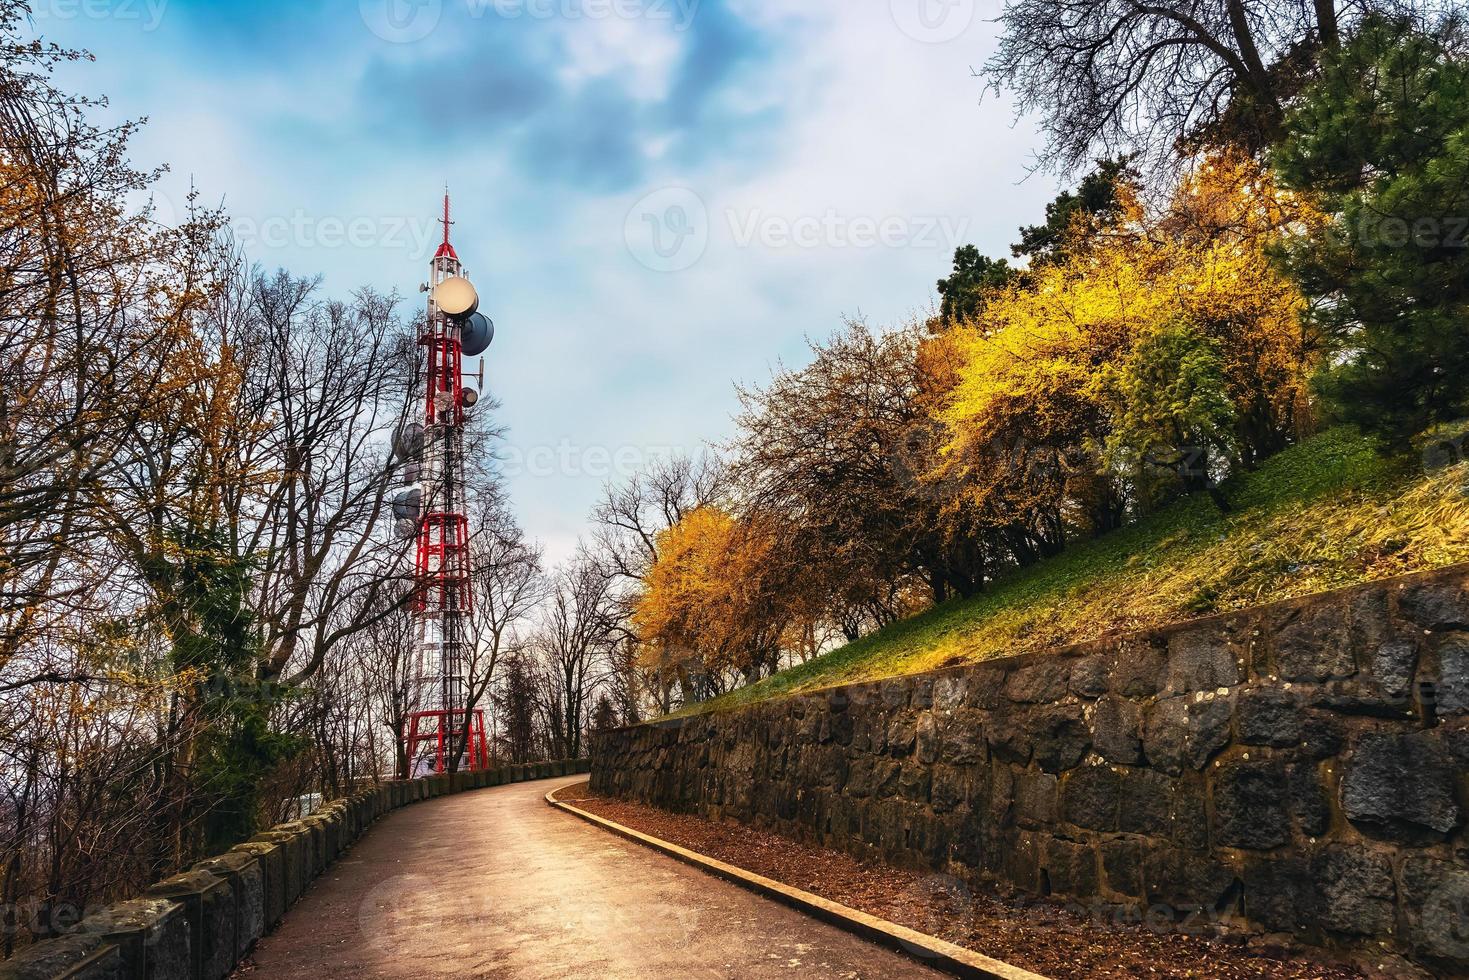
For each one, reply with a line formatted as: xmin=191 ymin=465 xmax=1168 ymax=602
xmin=404 ymin=709 xmax=491 ymax=777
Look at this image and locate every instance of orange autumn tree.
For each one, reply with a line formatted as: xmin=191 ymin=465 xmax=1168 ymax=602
xmin=933 ymin=153 xmax=1320 ymax=535
xmin=632 ymin=506 xmax=787 ymax=690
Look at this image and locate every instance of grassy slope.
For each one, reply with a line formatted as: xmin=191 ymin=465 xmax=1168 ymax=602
xmin=682 ymin=428 xmax=1469 ymax=717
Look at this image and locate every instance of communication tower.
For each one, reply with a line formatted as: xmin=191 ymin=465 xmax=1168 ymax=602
xmin=393 ymin=192 xmax=496 ymax=775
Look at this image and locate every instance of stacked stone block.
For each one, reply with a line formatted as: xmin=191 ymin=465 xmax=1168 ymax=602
xmin=591 ymin=566 xmax=1469 ymax=974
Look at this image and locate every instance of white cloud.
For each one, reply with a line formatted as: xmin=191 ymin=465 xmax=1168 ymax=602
xmin=41 ymin=0 xmax=1064 ymax=562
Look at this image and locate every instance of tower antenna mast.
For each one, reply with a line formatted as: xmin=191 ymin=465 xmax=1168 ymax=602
xmin=395 ymin=188 xmax=490 ymax=776
xmin=441 ymin=187 xmax=453 ymax=250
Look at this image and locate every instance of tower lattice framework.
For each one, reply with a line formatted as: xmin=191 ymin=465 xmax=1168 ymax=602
xmin=403 ymin=193 xmax=490 ymax=775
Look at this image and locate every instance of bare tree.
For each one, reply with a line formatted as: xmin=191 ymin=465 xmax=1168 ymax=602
xmin=350 ymin=588 xmax=417 ymax=779
xmin=446 ymin=495 xmax=543 ymax=768
xmin=588 ymin=454 xmax=724 ymax=712
xmin=536 ymin=552 xmax=616 ymax=759
xmin=598 ymin=635 xmax=645 ymax=727
xmin=589 ymin=453 xmax=726 ymax=588
xmin=491 ymin=649 xmax=542 ymax=764
xmin=986 ymin=0 xmax=1448 ymax=172
xmin=0 ymin=3 xmax=542 ymax=948
xmin=0 ymin=6 xmax=224 ymax=680
xmin=228 ymin=269 xmax=414 ymax=685
xmin=734 ymin=321 xmax=987 ymax=607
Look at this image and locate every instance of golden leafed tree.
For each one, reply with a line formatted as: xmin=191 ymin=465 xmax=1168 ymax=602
xmin=935 ymin=153 xmax=1319 ymax=535
xmin=633 ymin=506 xmax=785 ymax=688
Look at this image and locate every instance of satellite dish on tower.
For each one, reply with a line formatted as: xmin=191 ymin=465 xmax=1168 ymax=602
xmin=393 ymin=422 xmax=425 ymax=461
xmin=434 ymin=276 xmax=478 ymax=318
xmin=461 ymin=312 xmax=495 ymax=357
xmin=392 ymin=487 xmax=422 ymax=522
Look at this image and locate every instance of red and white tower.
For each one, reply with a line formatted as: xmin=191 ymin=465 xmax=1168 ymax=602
xmin=400 ymin=192 xmax=493 ymax=775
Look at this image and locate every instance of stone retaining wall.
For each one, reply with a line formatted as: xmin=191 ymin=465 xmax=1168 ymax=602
xmin=590 ymin=564 xmax=1469 ymax=974
xmin=0 ymin=759 xmax=590 ymax=980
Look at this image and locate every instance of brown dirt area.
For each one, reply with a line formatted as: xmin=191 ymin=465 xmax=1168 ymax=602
xmin=557 ymin=784 xmax=1398 ymax=980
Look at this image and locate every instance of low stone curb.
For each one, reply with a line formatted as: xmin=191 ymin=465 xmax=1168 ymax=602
xmin=0 ymin=760 xmax=592 ymax=980
xmin=545 ymin=783 xmax=1050 ymax=980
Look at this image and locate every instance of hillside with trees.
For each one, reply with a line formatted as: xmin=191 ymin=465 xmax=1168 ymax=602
xmin=601 ymin=10 xmax=1469 ymax=715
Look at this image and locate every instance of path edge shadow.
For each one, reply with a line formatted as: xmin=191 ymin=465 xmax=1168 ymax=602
xmin=544 ymin=782 xmax=1051 ymax=980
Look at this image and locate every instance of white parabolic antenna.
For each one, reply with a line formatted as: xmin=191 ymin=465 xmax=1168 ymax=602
xmin=434 ymin=276 xmax=478 ymax=317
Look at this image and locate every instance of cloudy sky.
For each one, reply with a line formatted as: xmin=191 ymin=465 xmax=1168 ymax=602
xmin=39 ymin=0 xmax=1063 ymax=564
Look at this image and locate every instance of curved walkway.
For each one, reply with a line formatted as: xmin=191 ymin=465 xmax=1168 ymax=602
xmin=246 ymin=775 xmax=944 ymax=979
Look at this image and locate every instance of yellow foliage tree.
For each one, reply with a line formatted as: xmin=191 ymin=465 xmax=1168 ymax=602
xmin=934 ymin=153 xmax=1320 ymax=540
xmin=633 ymin=506 xmax=784 ymax=688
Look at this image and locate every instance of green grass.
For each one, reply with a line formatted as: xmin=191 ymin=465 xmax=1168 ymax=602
xmin=675 ymin=428 xmax=1469 ymax=717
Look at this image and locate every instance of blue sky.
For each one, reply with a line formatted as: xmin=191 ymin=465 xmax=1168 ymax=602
xmin=38 ymin=0 xmax=1062 ymax=564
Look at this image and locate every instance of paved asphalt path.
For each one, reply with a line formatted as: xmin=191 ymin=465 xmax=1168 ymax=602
xmin=245 ymin=775 xmax=945 ymax=979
